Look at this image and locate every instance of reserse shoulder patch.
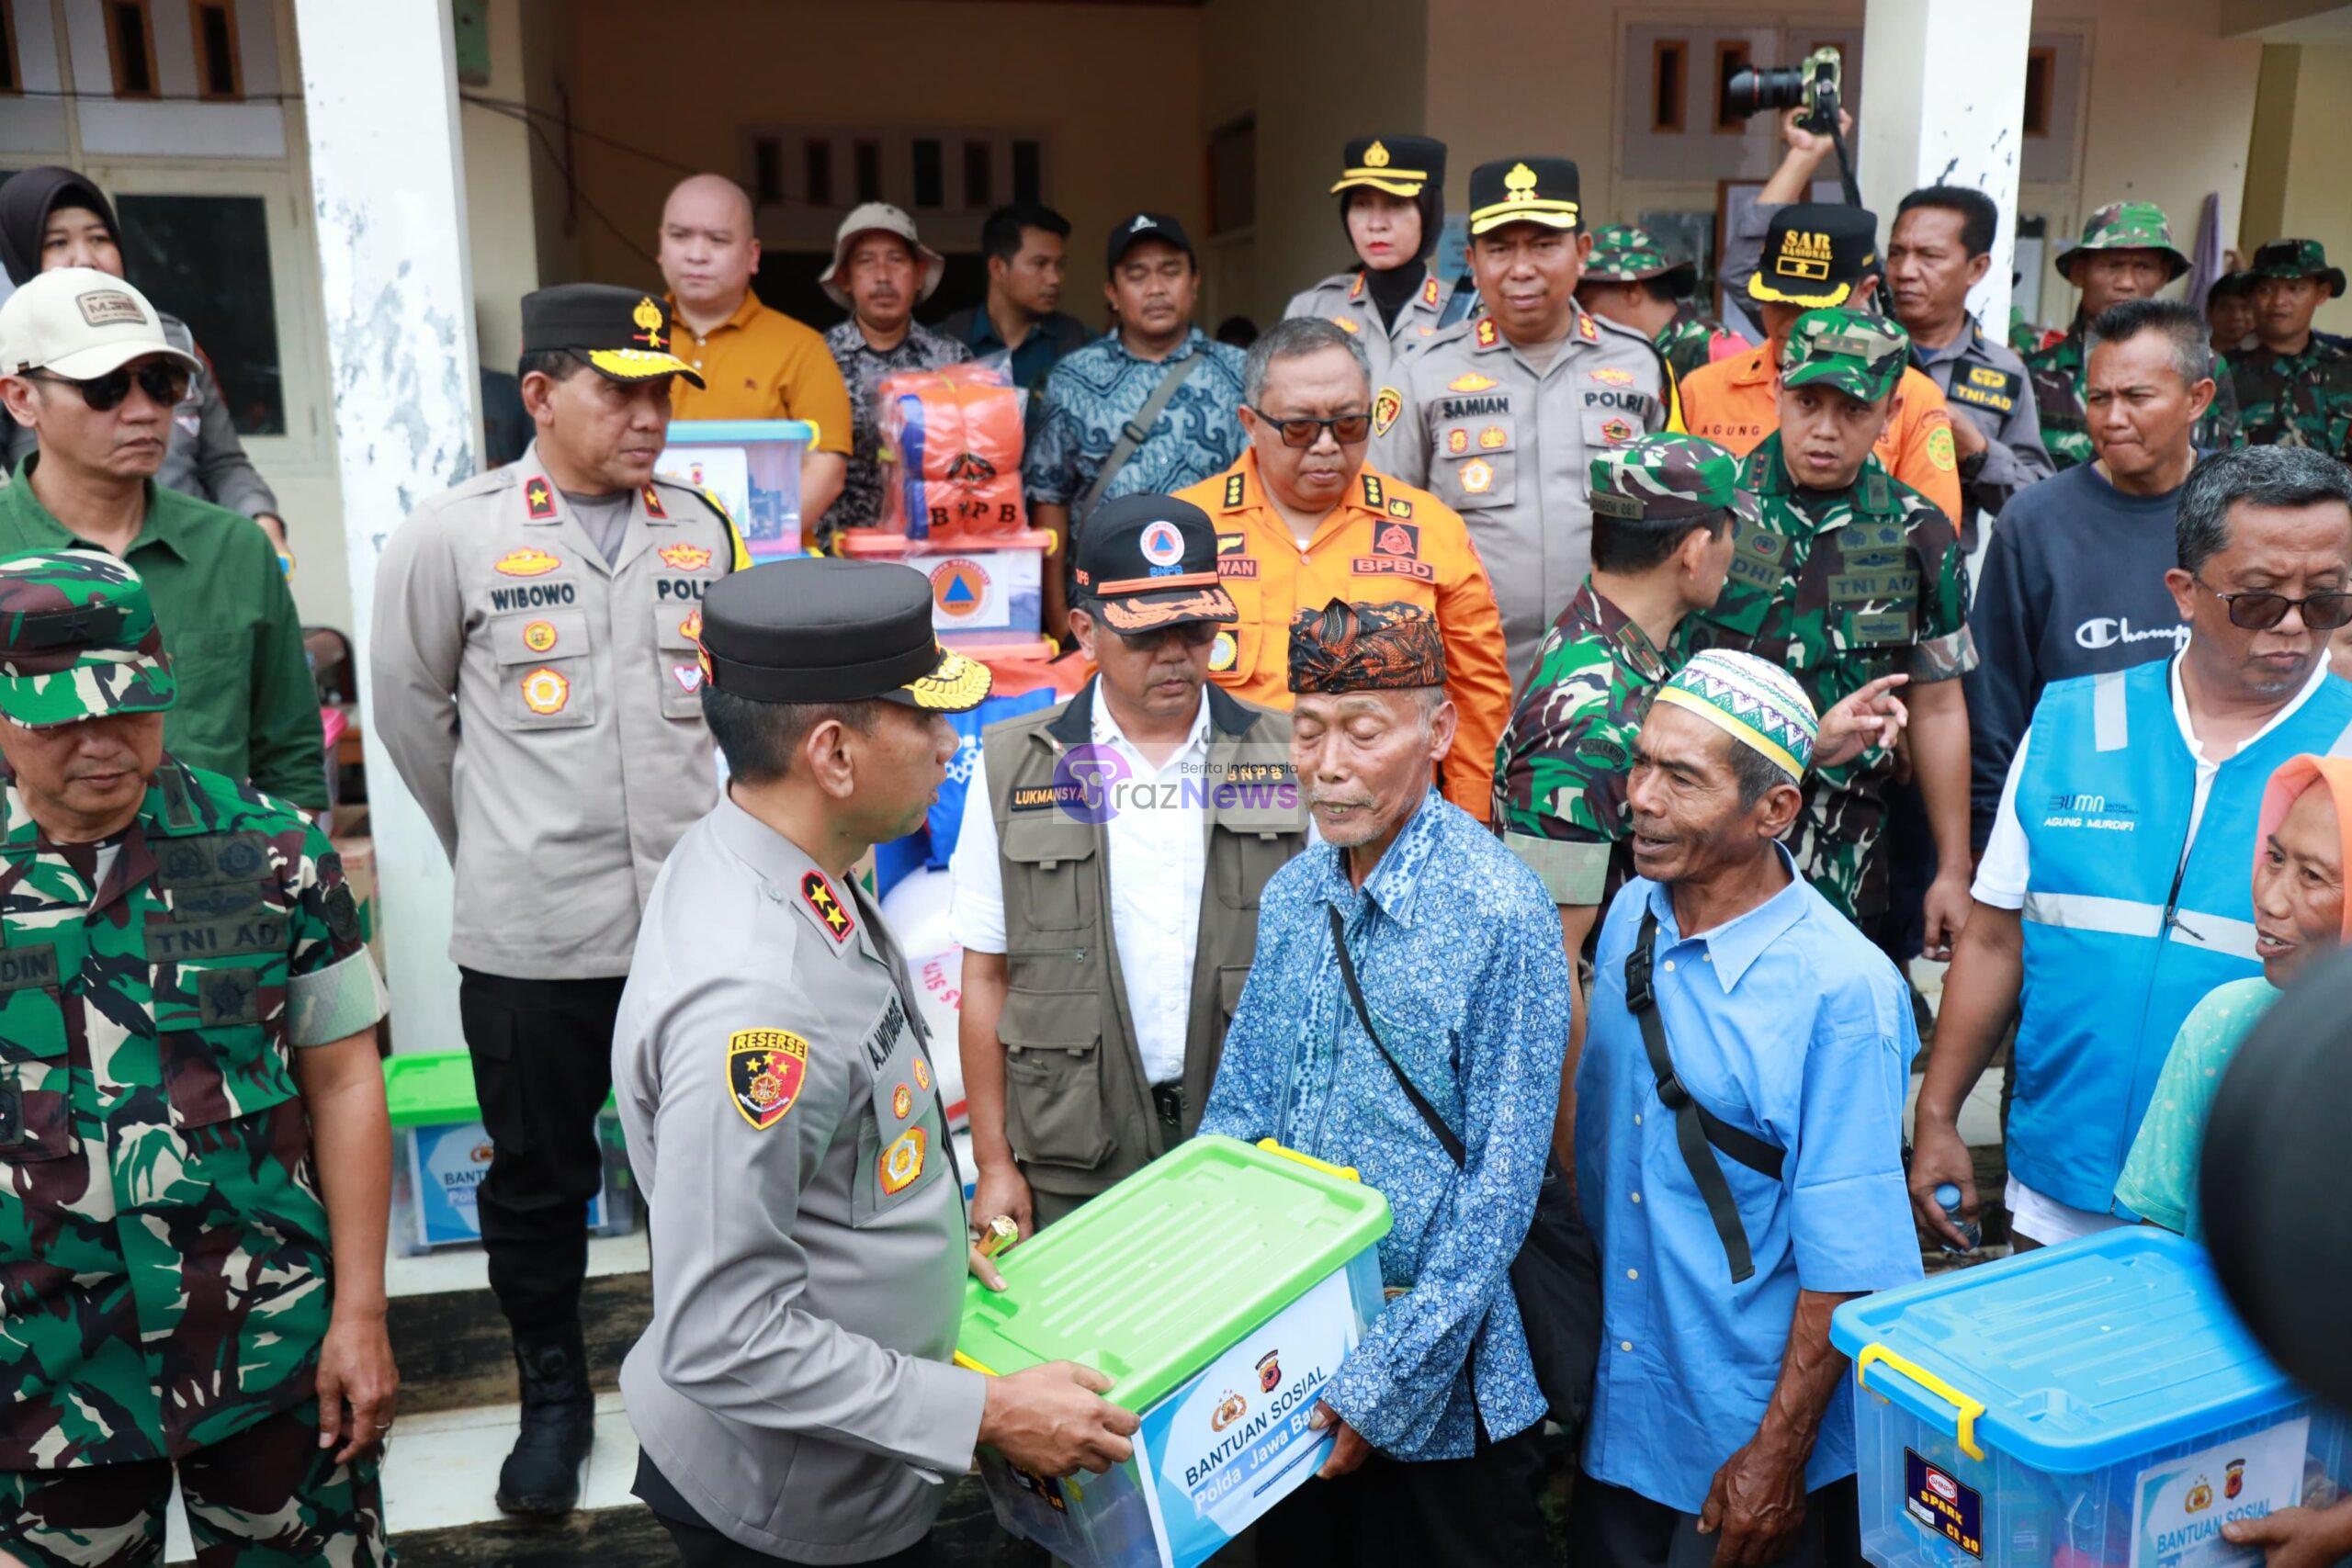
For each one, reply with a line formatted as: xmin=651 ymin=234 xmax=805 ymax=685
xmin=729 ymin=1029 xmax=809 ymax=1130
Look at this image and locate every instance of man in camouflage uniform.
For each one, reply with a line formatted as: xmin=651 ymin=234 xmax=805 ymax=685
xmin=2232 ymin=238 xmax=2352 ymax=459
xmin=1679 ymin=310 xmax=1977 ymax=949
xmin=2028 ymin=202 xmax=2241 ymax=468
xmin=1575 ymin=224 xmax=1744 ymax=382
xmin=0 ymin=552 xmax=393 ymax=1565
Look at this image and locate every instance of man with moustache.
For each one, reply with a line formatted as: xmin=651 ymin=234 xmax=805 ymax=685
xmin=2232 ymin=238 xmax=2352 ymax=457
xmin=370 ymin=284 xmax=748 ymax=1516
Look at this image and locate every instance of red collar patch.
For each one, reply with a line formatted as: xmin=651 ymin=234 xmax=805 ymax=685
xmin=524 ymin=477 xmax=557 ymax=520
xmin=1348 ymin=272 xmax=1365 ymax=301
xmin=801 ymin=870 xmax=854 ymax=944
xmin=1475 ymin=317 xmax=1500 ymax=349
xmin=1578 ymin=312 xmax=1600 ymax=343
xmin=1420 ymin=276 xmax=1441 ymax=308
xmin=642 ymin=484 xmax=667 ymax=519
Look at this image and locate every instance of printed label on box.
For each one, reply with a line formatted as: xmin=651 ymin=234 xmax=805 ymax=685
xmin=409 ymin=1122 xmax=604 ymax=1248
xmin=2129 ymin=1414 xmax=2308 ymax=1568
xmin=1904 ymin=1448 xmax=1984 ymax=1559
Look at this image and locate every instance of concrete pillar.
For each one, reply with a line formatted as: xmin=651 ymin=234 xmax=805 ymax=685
xmin=293 ymin=0 xmax=481 ymax=1055
xmin=1858 ymin=0 xmax=2033 ymax=333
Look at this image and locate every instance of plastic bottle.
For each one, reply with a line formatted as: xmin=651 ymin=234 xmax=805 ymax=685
xmin=1935 ymin=1183 xmax=1983 ymax=1253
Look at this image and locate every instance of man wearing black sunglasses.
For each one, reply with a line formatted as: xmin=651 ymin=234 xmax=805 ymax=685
xmin=1918 ymin=446 xmax=2352 ymax=1256
xmin=0 ymin=266 xmax=325 ymax=812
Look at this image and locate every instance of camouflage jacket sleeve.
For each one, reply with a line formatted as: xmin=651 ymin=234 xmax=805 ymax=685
xmin=1903 ymin=490 xmax=1977 ymax=683
xmin=1494 ymin=648 xmax=1636 ymax=907
xmin=285 ymin=818 xmax=384 ymax=1046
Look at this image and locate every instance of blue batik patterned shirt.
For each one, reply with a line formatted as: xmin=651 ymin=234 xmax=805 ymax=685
xmin=1201 ymin=788 xmax=1569 ymax=1461
xmin=1020 ymin=327 xmax=1246 ymax=519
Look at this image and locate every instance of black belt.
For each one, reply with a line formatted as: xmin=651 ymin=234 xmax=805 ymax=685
xmin=1150 ymin=1081 xmax=1185 ymax=1126
xmin=1625 ymin=908 xmax=1785 ymax=1284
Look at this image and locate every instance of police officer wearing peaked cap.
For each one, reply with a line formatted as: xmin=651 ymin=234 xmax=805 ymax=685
xmin=1283 ymin=134 xmax=1467 ymax=383
xmin=614 ymin=558 xmax=1140 ymax=1566
xmin=368 ymin=281 xmax=751 ymax=1517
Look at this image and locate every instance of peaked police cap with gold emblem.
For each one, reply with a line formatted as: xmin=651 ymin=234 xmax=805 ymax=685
xmin=522 ymin=283 xmax=706 ymax=388
xmin=698 ymin=558 xmax=990 ymax=713
xmin=1330 ymin=134 xmax=1446 ymax=199
xmin=1467 ymin=157 xmax=1580 ymax=236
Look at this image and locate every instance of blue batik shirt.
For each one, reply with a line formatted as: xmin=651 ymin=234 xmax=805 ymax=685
xmin=1577 ymin=848 xmax=1923 ymax=1515
xmin=1020 ymin=327 xmax=1247 ymax=517
xmin=1200 ymin=788 xmax=1569 ymax=1461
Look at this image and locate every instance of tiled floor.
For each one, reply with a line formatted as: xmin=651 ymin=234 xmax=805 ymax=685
xmin=386 ymin=1228 xmax=650 ymax=1298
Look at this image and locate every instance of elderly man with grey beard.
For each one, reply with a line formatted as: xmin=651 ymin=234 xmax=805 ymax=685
xmin=1201 ymin=598 xmax=1568 ymax=1567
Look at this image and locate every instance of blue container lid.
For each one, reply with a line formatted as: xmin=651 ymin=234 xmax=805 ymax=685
xmin=662 ymin=418 xmax=814 ymax=445
xmin=1830 ymin=1229 xmax=2304 ymax=1472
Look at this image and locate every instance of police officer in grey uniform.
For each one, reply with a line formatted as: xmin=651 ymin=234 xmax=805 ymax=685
xmin=616 ymin=558 xmax=1139 ymax=1567
xmin=1283 ymin=135 xmax=1467 ymax=385
xmin=1375 ymin=156 xmax=1675 ymax=682
xmin=369 ymin=283 xmax=748 ymax=1517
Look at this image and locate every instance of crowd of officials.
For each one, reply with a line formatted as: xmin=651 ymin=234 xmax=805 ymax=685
xmin=1 ymin=94 xmax=2351 ymax=1568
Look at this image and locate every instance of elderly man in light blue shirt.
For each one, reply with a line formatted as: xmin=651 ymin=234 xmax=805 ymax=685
xmin=1573 ymin=649 xmax=1922 ymax=1568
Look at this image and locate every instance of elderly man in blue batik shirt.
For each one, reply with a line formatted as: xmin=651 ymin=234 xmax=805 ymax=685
xmin=1202 ymin=598 xmax=1569 ymax=1568
xmin=1571 ymin=649 xmax=1923 ymax=1568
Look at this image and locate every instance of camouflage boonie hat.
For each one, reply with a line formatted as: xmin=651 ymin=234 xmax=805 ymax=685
xmin=2250 ymin=238 xmax=2347 ymax=299
xmin=1589 ymin=434 xmax=1756 ymax=525
xmin=1582 ymin=224 xmax=1696 ymax=293
xmin=1781 ymin=308 xmax=1908 ymax=404
xmin=2055 ymin=201 xmax=2189 ymax=282
xmin=0 ymin=549 xmax=176 ymax=728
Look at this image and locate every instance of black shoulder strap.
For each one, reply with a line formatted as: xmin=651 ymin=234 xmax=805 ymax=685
xmin=1623 ymin=908 xmax=1784 ymax=1284
xmin=1326 ymin=904 xmax=1464 ymax=1168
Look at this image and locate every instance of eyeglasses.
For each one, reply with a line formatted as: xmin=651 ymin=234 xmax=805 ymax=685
xmin=1249 ymin=407 xmax=1372 ymax=448
xmin=2196 ymin=576 xmax=2352 ymax=632
xmin=28 ymin=362 xmax=191 ymax=412
xmin=1114 ymin=622 xmax=1222 ymax=650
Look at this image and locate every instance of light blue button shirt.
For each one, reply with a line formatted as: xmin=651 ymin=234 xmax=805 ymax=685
xmin=1576 ymin=849 xmax=1922 ymax=1514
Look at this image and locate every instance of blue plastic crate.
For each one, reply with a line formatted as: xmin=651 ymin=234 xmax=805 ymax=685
xmin=1830 ymin=1229 xmax=2349 ymax=1566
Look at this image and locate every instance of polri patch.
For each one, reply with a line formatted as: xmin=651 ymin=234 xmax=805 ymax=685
xmin=800 ymin=870 xmax=853 ymax=943
xmin=729 ymin=1029 xmax=809 ymax=1130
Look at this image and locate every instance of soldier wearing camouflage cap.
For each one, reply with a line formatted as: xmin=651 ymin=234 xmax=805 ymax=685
xmin=2231 ymin=239 xmax=2352 ymax=458
xmin=0 ymin=550 xmax=394 ymax=1562
xmin=1496 ymin=433 xmax=1907 ymax=1064
xmin=1679 ymin=309 xmax=1977 ymax=945
xmin=2029 ymin=201 xmax=2244 ymax=468
xmin=1576 ymin=223 xmax=1745 ymax=381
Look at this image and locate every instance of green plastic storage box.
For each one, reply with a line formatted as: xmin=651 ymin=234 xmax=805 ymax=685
xmin=380 ymin=1051 xmax=632 ymax=1253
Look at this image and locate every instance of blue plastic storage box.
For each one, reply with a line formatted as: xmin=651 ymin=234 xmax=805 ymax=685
xmin=1829 ymin=1229 xmax=2349 ymax=1567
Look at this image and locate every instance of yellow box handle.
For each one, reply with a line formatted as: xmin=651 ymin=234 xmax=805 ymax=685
xmin=953 ymin=1349 xmax=999 ymax=1376
xmin=1257 ymin=1139 xmax=1360 ymax=1183
xmin=1855 ymin=1343 xmax=1985 ymax=1461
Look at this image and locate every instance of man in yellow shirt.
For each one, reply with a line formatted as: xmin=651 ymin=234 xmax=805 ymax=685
xmin=1176 ymin=317 xmax=1510 ymax=818
xmin=656 ymin=174 xmax=853 ymax=536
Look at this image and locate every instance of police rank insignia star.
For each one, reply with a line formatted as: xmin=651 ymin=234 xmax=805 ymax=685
xmin=801 ymin=870 xmax=853 ymax=943
xmin=728 ymin=1029 xmax=809 ymax=1130
xmin=641 ymin=484 xmax=667 ymax=520
xmin=525 ymin=478 xmax=558 ymax=521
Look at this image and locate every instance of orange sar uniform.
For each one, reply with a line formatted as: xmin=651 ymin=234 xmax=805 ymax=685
xmin=663 ymin=292 xmax=853 ymax=458
xmin=1676 ymin=346 xmax=1964 ymax=526
xmin=1173 ymin=450 xmax=1510 ymax=819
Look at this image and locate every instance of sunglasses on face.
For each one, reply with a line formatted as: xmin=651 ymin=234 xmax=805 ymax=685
xmin=28 ymin=362 xmax=192 ymax=412
xmin=1114 ymin=622 xmax=1222 ymax=651
xmin=2197 ymin=576 xmax=2352 ymax=632
xmin=1250 ymin=407 xmax=1372 ymax=448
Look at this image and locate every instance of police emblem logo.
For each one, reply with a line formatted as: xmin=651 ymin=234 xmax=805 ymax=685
xmin=914 ymin=1058 xmax=932 ymax=1093
xmin=680 ymin=608 xmax=703 ymax=639
xmin=1372 ymin=386 xmax=1403 ymax=437
xmin=1210 ymin=1391 xmax=1248 ymax=1432
xmin=1374 ymin=522 xmax=1419 ymax=559
xmin=1461 ymin=457 xmax=1496 ymax=494
xmin=1208 ymin=629 xmax=1238 ymax=672
xmin=520 ymin=667 xmax=571 ymax=715
xmin=1446 ymin=428 xmax=1469 ymax=455
xmin=1478 ymin=425 xmax=1508 ymax=450
xmin=892 ymin=1083 xmax=913 ymax=1120
xmin=1331 ymin=315 xmax=1361 ymax=333
xmin=1364 ymin=139 xmax=1391 ymax=168
xmin=801 ymin=870 xmax=854 ymax=943
xmin=879 ymin=1126 xmax=928 ymax=1194
xmin=523 ymin=619 xmax=558 ymax=653
xmin=1447 ymin=372 xmax=1497 ymax=393
xmin=660 ymin=542 xmax=713 ymax=570
xmin=630 ymin=295 xmax=668 ymax=351
xmin=495 ymin=547 xmax=561 ymax=577
xmin=728 ymin=1028 xmax=809 ymax=1130
xmin=1504 ymin=162 xmax=1538 ymax=197
xmin=1591 ymin=367 xmax=1634 ymax=387
xmin=1257 ymin=1349 xmax=1282 ymax=1393
xmin=524 ymin=478 xmax=558 ymax=521
xmin=641 ymin=484 xmax=667 ymax=520
xmin=1386 ymin=497 xmax=1413 ymax=518
xmin=1139 ymin=519 xmax=1186 ymax=567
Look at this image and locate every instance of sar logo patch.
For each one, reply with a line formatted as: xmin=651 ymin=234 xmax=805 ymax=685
xmin=495 ymin=547 xmax=561 ymax=577
xmin=801 ymin=870 xmax=853 ymax=943
xmin=879 ymin=1126 xmax=928 ymax=1194
xmin=1447 ymin=372 xmax=1497 ymax=393
xmin=728 ymin=1029 xmax=809 ymax=1130
xmin=520 ymin=667 xmax=571 ymax=715
xmin=1372 ymin=387 xmax=1403 ymax=437
xmin=523 ymin=479 xmax=558 ymax=521
xmin=641 ymin=484 xmax=667 ymax=520
xmin=892 ymin=1083 xmax=913 ymax=1120
xmin=523 ymin=619 xmax=558 ymax=653
xmin=1927 ymin=424 xmax=1958 ymax=470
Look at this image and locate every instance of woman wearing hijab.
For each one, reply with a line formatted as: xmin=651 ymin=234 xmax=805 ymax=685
xmin=1281 ymin=134 xmax=1468 ymax=384
xmin=2116 ymin=754 xmax=2352 ymax=1239
xmin=0 ymin=165 xmax=287 ymax=556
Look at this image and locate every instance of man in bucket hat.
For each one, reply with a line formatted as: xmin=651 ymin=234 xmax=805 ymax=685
xmin=2232 ymin=238 xmax=2352 ymax=458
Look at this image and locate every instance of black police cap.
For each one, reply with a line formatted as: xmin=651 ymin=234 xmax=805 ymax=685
xmin=1331 ymin=135 xmax=1446 ymax=199
xmin=698 ymin=558 xmax=989 ymax=711
xmin=1107 ymin=212 xmax=1196 ymax=275
xmin=1467 ymin=158 xmax=1581 ymax=236
xmin=1748 ymin=204 xmax=1882 ymax=309
xmin=1074 ymin=494 xmax=1238 ymax=634
xmin=521 ymin=283 xmax=706 ymax=387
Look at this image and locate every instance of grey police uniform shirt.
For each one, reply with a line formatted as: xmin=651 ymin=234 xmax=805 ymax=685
xmin=5 ymin=313 xmax=278 ymax=520
xmin=1374 ymin=302 xmax=1672 ymax=681
xmin=614 ymin=793 xmax=986 ymax=1564
xmin=1283 ymin=268 xmax=1464 ymax=385
xmin=368 ymin=439 xmax=741 ymax=978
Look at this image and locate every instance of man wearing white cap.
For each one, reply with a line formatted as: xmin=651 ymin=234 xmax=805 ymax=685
xmin=817 ymin=202 xmax=970 ymax=543
xmin=0 ymin=266 xmax=324 ymax=811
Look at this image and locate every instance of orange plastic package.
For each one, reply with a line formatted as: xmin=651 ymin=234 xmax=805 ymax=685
xmin=877 ymin=360 xmax=1027 ymax=539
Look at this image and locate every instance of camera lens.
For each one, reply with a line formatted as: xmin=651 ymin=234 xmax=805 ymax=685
xmin=1724 ymin=65 xmax=1812 ymax=120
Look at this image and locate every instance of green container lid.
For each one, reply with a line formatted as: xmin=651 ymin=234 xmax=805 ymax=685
xmin=956 ymin=1135 xmax=1391 ymax=1414
xmin=381 ymin=1051 xmax=618 ymax=1130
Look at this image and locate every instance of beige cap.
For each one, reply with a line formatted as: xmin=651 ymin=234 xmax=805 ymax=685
xmin=0 ymin=267 xmax=200 ymax=381
xmin=818 ymin=202 xmax=946 ymax=310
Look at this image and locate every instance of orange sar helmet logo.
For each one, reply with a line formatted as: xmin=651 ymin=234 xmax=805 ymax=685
xmin=494 ymin=547 xmax=561 ymax=577
xmin=660 ymin=542 xmax=712 ymax=570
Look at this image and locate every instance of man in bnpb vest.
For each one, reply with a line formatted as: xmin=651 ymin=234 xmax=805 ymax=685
xmin=1915 ymin=446 xmax=2352 ymax=1251
xmin=1283 ymin=134 xmax=1465 ymax=385
xmin=951 ymin=493 xmax=1306 ymax=1232
xmin=370 ymin=282 xmax=748 ymax=1515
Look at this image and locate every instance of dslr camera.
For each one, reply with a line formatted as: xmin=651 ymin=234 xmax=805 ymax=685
xmin=1724 ymin=46 xmax=1843 ymax=135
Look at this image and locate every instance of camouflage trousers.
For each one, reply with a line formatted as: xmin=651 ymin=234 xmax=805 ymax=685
xmin=0 ymin=1404 xmax=390 ymax=1567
